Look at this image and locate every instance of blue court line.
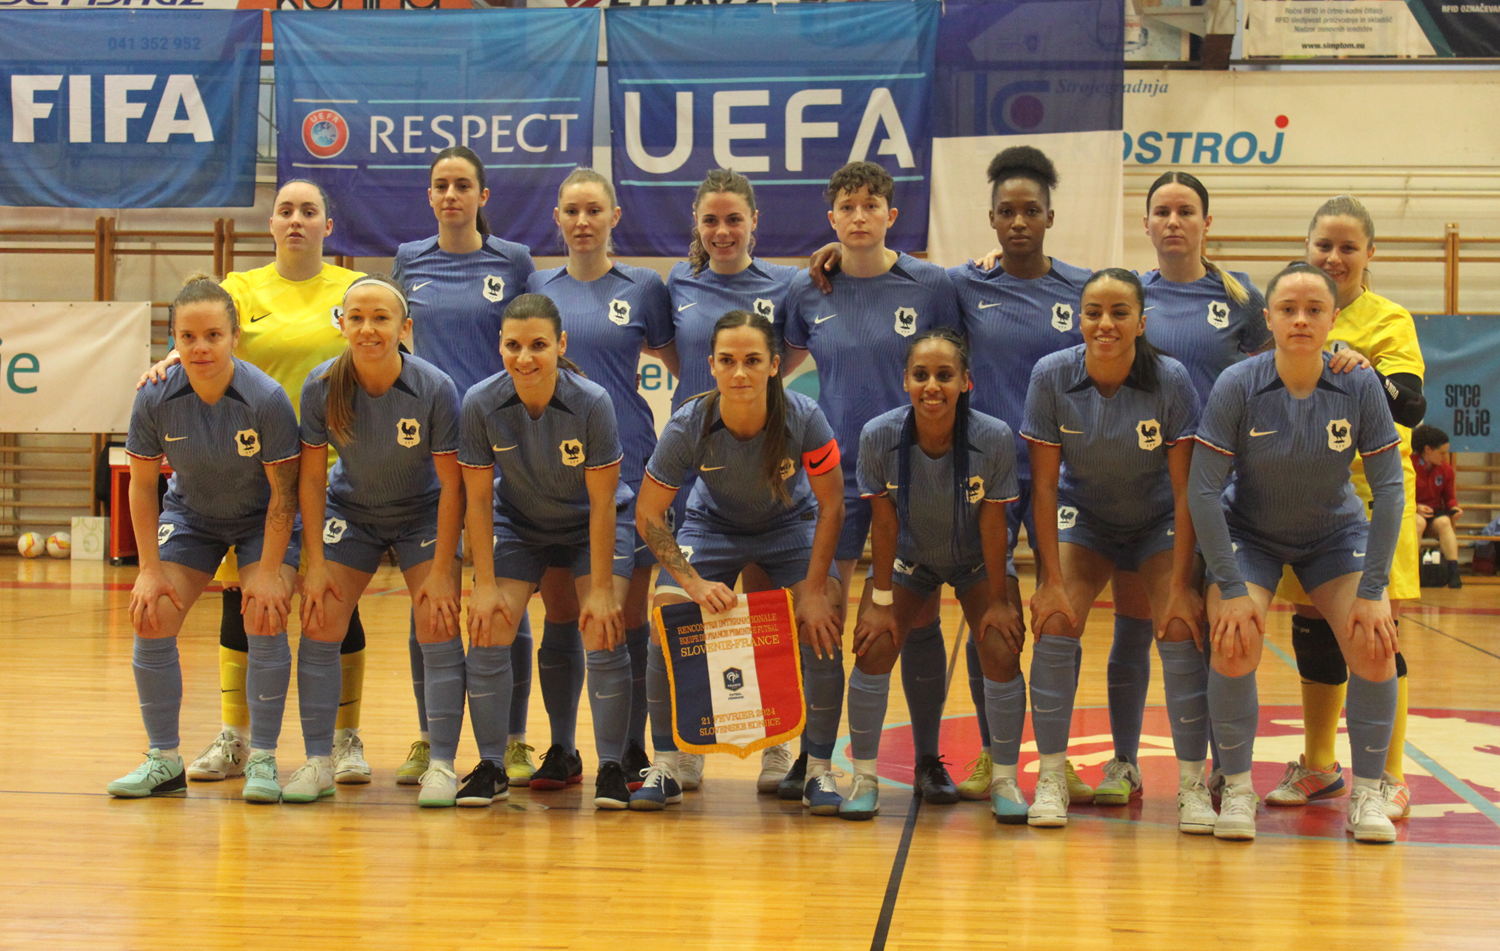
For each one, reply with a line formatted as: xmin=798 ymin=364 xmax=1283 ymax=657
xmin=620 ymin=176 xmax=924 ymax=187
xmin=366 ymin=98 xmax=582 ymax=104
xmin=619 ymin=74 xmax=925 ymax=85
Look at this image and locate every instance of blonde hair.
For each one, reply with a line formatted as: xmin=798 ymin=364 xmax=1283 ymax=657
xmin=323 ymin=274 xmax=406 ymax=445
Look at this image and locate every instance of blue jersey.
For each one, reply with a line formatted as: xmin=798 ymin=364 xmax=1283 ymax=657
xmin=527 ymin=264 xmax=673 ymax=486
xmin=1141 ymin=269 xmax=1270 ymax=405
xmin=782 ymin=253 xmax=961 ymax=499
xmin=1022 ymin=346 xmax=1200 ymax=533
xmin=458 ymin=369 xmax=633 ymax=539
xmin=126 ymin=360 xmax=299 ymax=526
xmin=949 ymin=258 xmax=1091 ymax=479
xmin=300 ymin=354 xmax=461 ymax=527
xmin=392 ymin=235 xmax=535 ymax=397
xmin=857 ymin=407 xmax=1019 ymax=570
xmin=666 ymin=259 xmax=800 ymax=411
xmin=647 ymin=390 xmax=838 ymax=536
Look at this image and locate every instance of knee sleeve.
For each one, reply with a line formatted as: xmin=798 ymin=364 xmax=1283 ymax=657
xmin=1291 ymin=614 xmax=1347 ymax=686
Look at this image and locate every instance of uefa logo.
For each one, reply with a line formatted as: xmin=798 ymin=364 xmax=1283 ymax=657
xmin=303 ymin=109 xmax=349 ymax=160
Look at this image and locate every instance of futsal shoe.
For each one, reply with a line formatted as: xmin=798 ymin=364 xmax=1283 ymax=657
xmin=396 ymin=740 xmax=430 ymax=786
xmin=530 ymin=744 xmax=584 ymax=790
xmin=957 ymin=751 xmax=994 ymax=801
xmin=1266 ymin=755 xmax=1346 ymax=805
xmin=594 ymin=762 xmax=632 ymax=810
xmin=628 ymin=762 xmax=683 ymax=811
xmin=913 ymin=755 xmax=960 ymax=805
xmin=282 ymin=757 xmax=336 ymax=803
xmin=417 ymin=762 xmax=458 ymax=808
xmin=456 ymin=760 xmax=509 ymax=807
xmin=802 ymin=770 xmax=844 ymax=816
xmin=776 ymin=751 xmax=809 ymax=801
xmin=990 ymin=778 xmax=1029 ymax=825
xmin=1177 ymin=779 xmax=1217 ymax=835
xmin=107 ymin=750 xmax=187 ymax=799
xmin=332 ymin=732 xmax=371 ymax=785
xmin=838 ymin=773 xmax=880 ymax=821
xmin=1028 ymin=773 xmax=1070 ymax=827
xmin=504 ymin=741 xmax=537 ymax=787
xmin=1381 ymin=772 xmax=1411 ymax=820
xmin=242 ymin=751 xmax=282 ymax=804
xmin=1064 ymin=760 xmax=1095 ymax=804
xmin=186 ymin=730 xmax=247 ymax=781
xmin=758 ymin=744 xmax=794 ymax=794
xmin=678 ymin=754 xmax=706 ymax=791
xmin=1093 ymin=755 xmax=1144 ymax=805
xmin=1214 ymin=783 xmax=1258 ymax=840
xmin=1348 ymin=784 xmax=1398 ymax=843
xmin=623 ymin=741 xmax=652 ymax=792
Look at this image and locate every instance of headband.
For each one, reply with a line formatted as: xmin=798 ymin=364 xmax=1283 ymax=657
xmin=343 ymin=278 xmax=409 ymax=318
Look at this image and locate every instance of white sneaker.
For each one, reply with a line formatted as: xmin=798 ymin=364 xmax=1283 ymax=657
xmin=1348 ymin=784 xmax=1398 ymax=843
xmin=678 ymin=754 xmax=706 ymax=791
xmin=1093 ymin=755 xmax=1143 ymax=806
xmin=418 ymin=762 xmax=458 ymax=808
xmin=757 ymin=743 xmax=794 ymax=794
xmin=1177 ymin=779 xmax=1216 ymax=835
xmin=332 ymin=732 xmax=372 ymax=785
xmin=1381 ymin=771 xmax=1411 ymax=820
xmin=1028 ymin=772 xmax=1070 ymax=827
xmin=1214 ymin=782 xmax=1258 ymax=840
xmin=186 ymin=730 xmax=247 ymax=781
xmin=282 ymin=757 xmax=336 ymax=803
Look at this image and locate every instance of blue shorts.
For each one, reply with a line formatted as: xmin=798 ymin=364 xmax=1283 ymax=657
xmin=492 ymin=509 xmax=634 ymax=585
xmin=836 ymin=495 xmax=873 ymax=562
xmin=1005 ymin=477 xmax=1037 ymax=557
xmin=157 ymin=506 xmax=301 ymax=576
xmin=890 ymin=559 xmax=997 ymax=600
xmin=623 ymin=480 xmax=658 ymax=571
xmin=320 ymin=498 xmax=446 ymax=574
xmin=1057 ymin=505 xmax=1175 ymax=573
xmin=656 ymin=514 xmax=840 ymax=593
xmin=1211 ymin=522 xmax=1370 ymax=596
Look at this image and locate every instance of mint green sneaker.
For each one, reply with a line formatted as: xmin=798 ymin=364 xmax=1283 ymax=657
xmin=281 ymin=757 xmax=336 ymax=803
xmin=242 ymin=751 xmax=281 ymax=803
xmin=107 ymin=750 xmax=186 ymax=798
xmin=990 ymin=777 xmax=1029 ymax=825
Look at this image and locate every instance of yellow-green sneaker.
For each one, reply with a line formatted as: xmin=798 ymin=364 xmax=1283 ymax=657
xmin=1065 ymin=760 xmax=1095 ymax=805
xmin=396 ymin=740 xmax=430 ymax=786
xmin=505 ymin=741 xmax=536 ymax=787
xmin=957 ymin=751 xmax=994 ymax=801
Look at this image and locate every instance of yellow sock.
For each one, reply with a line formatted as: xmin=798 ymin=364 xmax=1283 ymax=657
xmin=1385 ymin=675 xmax=1408 ymax=782
xmin=1301 ymin=680 xmax=1346 ymax=771
xmin=220 ymin=647 xmax=250 ymax=732
xmin=335 ymin=649 xmax=366 ymax=732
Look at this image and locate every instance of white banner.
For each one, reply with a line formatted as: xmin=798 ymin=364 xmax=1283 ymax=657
xmin=0 ymin=301 xmax=150 ymax=433
xmin=1245 ymin=0 xmax=1437 ymax=58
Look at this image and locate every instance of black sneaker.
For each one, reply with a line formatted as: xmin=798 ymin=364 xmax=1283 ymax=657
xmin=913 ymin=754 xmax=960 ymax=805
xmin=623 ymin=740 xmax=651 ymax=792
xmin=456 ymin=760 xmax=508 ymax=807
xmin=776 ymin=751 xmax=809 ymax=801
xmin=530 ymin=744 xmax=584 ymax=790
xmin=593 ymin=761 xmax=632 ymax=810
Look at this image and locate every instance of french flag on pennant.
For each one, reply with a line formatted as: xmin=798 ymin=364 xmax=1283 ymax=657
xmin=655 ymin=590 xmax=805 ymax=758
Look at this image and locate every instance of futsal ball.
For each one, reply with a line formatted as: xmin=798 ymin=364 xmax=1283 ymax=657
xmin=46 ymin=532 xmax=71 ymax=559
xmin=16 ymin=532 xmax=44 ymax=558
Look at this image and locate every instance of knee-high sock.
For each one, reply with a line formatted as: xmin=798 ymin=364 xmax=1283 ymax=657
xmin=1156 ymin=640 xmax=1209 ymax=763
xmin=466 ymin=644 xmax=513 ymax=764
xmin=408 ymin=617 xmax=428 ymax=734
xmin=847 ymin=668 xmax=891 ymax=762
xmin=966 ymin=638 xmax=991 ymax=751
xmin=1387 ymin=669 xmax=1409 ymax=782
xmin=218 ymin=590 xmax=250 ymax=731
xmin=1301 ymin=681 xmax=1347 ymax=770
xmin=1207 ymin=668 xmax=1258 ymax=777
xmin=586 ymin=644 xmax=631 ymax=766
xmin=801 ymin=644 xmax=845 ymax=760
xmin=334 ymin=608 xmax=365 ymax=732
xmin=419 ymin=638 xmax=467 ymax=763
xmin=647 ymin=641 xmax=675 ymax=753
xmin=1029 ymin=635 xmax=1080 ymax=757
xmin=982 ymin=673 xmax=1026 ymax=767
xmin=246 ymin=631 xmax=291 ymax=752
xmin=1107 ymin=616 xmax=1154 ymax=764
xmin=297 ymin=637 xmax=343 ymax=758
xmin=538 ymin=620 xmax=584 ymax=750
xmin=133 ymin=636 xmax=182 ymax=751
xmin=900 ymin=620 xmax=947 ymax=762
xmin=1346 ymin=672 xmax=1398 ymax=781
xmin=625 ymin=624 xmax=649 ymax=751
xmin=510 ymin=612 xmax=533 ymax=738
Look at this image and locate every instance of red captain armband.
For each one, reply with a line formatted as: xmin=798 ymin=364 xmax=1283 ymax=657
xmin=802 ymin=438 xmax=840 ymax=477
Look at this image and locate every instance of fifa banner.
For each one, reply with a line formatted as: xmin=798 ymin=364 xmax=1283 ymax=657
xmin=0 ymin=11 xmax=260 ymax=207
xmin=1246 ymin=0 xmax=1500 ymax=58
xmin=1416 ymin=316 xmax=1500 ymax=454
xmin=274 ymin=10 xmax=598 ymax=257
xmin=0 ymin=302 xmax=151 ymax=434
xmin=656 ymin=590 xmax=804 ymax=757
xmin=606 ymin=1 xmax=936 ymax=257
xmin=926 ymin=0 xmax=1124 ymax=269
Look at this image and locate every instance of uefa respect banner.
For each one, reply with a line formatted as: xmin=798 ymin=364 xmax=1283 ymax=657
xmin=606 ymin=0 xmax=937 ymax=257
xmin=0 ymin=11 xmax=260 ymax=207
xmin=274 ymin=10 xmax=598 ymax=257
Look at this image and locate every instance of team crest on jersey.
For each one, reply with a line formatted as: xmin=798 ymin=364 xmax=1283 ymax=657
xmin=1051 ymin=303 xmax=1074 ymax=332
xmin=330 ymin=306 xmax=343 ymax=329
xmin=396 ymin=418 xmax=421 ymax=448
xmin=967 ymin=475 xmax=985 ymax=503
xmin=1326 ymin=418 xmax=1352 ymax=452
xmin=483 ymin=275 xmax=505 ymax=303
xmin=679 ymin=545 xmax=694 ymax=560
xmin=559 ymin=439 xmax=584 ymax=466
xmin=893 ymin=557 xmax=915 ymax=575
xmin=235 ymin=429 xmax=260 ymax=457
xmin=1057 ymin=506 xmax=1079 ymax=530
xmin=1136 ymin=419 xmax=1162 ymax=450
xmin=323 ymin=518 xmax=348 ymax=545
xmin=754 ymin=298 xmax=775 ymax=321
xmin=608 ymin=298 xmax=631 ymax=326
xmin=894 ymin=307 xmax=918 ymax=337
xmin=157 ymin=522 xmax=175 ymax=546
xmin=1206 ymin=301 xmax=1230 ymax=330
xmin=779 ymin=457 xmax=796 ymax=481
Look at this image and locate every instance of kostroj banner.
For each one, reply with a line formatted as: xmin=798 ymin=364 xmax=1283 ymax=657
xmin=0 ymin=11 xmax=260 ymax=207
xmin=0 ymin=302 xmax=152 ymax=433
xmin=606 ymin=0 xmax=937 ymax=257
xmin=1416 ymin=316 xmax=1500 ymax=454
xmin=274 ymin=9 xmax=598 ymax=257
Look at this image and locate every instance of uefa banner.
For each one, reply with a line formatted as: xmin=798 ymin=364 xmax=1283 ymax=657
xmin=606 ymin=0 xmax=937 ymax=257
xmin=0 ymin=11 xmax=260 ymax=207
xmin=1416 ymin=315 xmax=1500 ymax=454
xmin=0 ymin=302 xmax=151 ymax=434
xmin=274 ymin=10 xmax=598 ymax=257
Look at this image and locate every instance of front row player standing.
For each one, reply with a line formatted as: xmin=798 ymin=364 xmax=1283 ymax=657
xmin=631 ymin=310 xmax=844 ymax=812
xmin=850 ymin=329 xmax=1023 ymax=822
xmin=111 ymin=276 xmax=302 ymax=800
xmin=1190 ymin=262 xmax=1404 ymax=844
xmin=458 ymin=293 xmax=639 ymax=810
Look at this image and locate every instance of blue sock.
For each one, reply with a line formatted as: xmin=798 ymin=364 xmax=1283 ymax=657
xmin=586 ymin=644 xmax=632 ymax=766
xmin=132 ymin=636 xmax=182 ymax=751
xmin=466 ymin=644 xmax=513 ymax=763
xmin=847 ymin=668 xmax=891 ymax=762
xmin=983 ymin=674 xmax=1027 ymax=767
xmin=1207 ymin=668 xmax=1258 ymax=776
xmin=538 ymin=619 xmax=583 ymax=751
xmin=966 ymin=638 xmax=991 ymax=751
xmin=510 ymin=612 xmax=533 ymax=738
xmin=625 ymin=624 xmax=649 ymax=752
xmin=1029 ymin=634 xmax=1079 ymax=756
xmin=246 ymin=631 xmax=291 ymax=752
xmin=419 ymin=638 xmax=466 ymax=763
xmin=1156 ymin=640 xmax=1209 ymax=762
xmin=1107 ymin=616 xmax=1154 ymax=764
xmin=1345 ymin=673 xmax=1398 ymax=781
xmin=901 ymin=620 xmax=947 ymax=762
xmin=296 ymin=636 xmax=343 ymax=758
xmin=647 ymin=641 xmax=676 ymax=753
xmin=407 ymin=617 xmax=428 ymax=734
xmin=800 ymin=644 xmax=845 ymax=760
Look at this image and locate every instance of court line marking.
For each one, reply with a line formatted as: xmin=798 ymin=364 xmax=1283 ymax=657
xmin=1402 ymin=614 xmax=1500 ymax=662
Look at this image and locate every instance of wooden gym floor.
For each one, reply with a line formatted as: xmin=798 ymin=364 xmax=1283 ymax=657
xmin=2 ymin=556 xmax=1498 ymax=950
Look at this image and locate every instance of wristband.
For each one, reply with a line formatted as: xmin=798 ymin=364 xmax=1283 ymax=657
xmin=870 ymin=587 xmax=893 ymax=606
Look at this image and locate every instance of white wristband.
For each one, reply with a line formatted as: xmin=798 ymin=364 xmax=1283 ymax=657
xmin=870 ymin=587 xmax=893 ymax=606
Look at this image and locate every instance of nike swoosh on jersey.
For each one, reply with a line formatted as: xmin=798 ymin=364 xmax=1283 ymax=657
xmin=1353 ymin=551 xmax=1366 ymax=558
xmin=885 ymin=482 xmax=898 ymax=490
xmin=700 ymin=465 xmax=726 ymax=472
xmin=411 ymin=281 xmax=434 ymax=292
xmin=977 ymin=301 xmax=1003 ymax=310
xmin=814 ymin=313 xmax=837 ymax=324
xmin=250 ymin=313 xmax=271 ymax=323
xmin=420 ymin=539 xmax=437 ymax=547
xmin=1249 ymin=429 xmax=1277 ymax=437
xmin=1060 ymin=426 xmax=1083 ymax=434
xmin=678 ymin=302 xmax=697 ymax=312
xmin=164 ymin=435 xmax=187 ymax=442
xmin=492 ymin=444 xmax=517 ymax=452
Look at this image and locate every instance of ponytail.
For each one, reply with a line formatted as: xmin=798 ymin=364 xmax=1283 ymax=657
xmin=430 ymin=146 xmax=491 ymax=237
xmin=324 ymin=349 xmax=359 ymax=445
xmin=1202 ymin=257 xmax=1249 ymax=305
xmin=698 ymin=309 xmax=790 ymax=503
xmin=1145 ymin=170 xmax=1246 ymax=303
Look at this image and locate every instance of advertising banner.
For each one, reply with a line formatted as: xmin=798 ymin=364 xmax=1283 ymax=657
xmin=1246 ymin=0 xmax=1500 ymax=58
xmin=0 ymin=302 xmax=152 ymax=433
xmin=1416 ymin=315 xmax=1500 ymax=453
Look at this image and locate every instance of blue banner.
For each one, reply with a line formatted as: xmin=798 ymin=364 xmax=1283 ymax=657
xmin=0 ymin=11 xmax=259 ymax=208
xmin=606 ymin=1 xmax=937 ymax=257
xmin=274 ymin=9 xmax=598 ymax=257
xmin=1417 ymin=315 xmax=1500 ymax=453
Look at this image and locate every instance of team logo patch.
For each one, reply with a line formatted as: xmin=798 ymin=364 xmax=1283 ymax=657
xmin=723 ymin=667 xmax=745 ymax=696
xmin=235 ymin=429 xmax=260 ymax=457
xmin=967 ymin=475 xmax=984 ymax=504
xmin=157 ymin=522 xmax=175 ymax=546
xmin=679 ymin=544 xmax=694 ymax=560
xmin=1327 ymin=418 xmax=1352 ymax=452
xmin=396 ymin=418 xmax=421 ymax=448
xmin=483 ymin=275 xmax=505 ymax=303
xmin=1137 ymin=418 xmax=1162 ymax=450
xmin=330 ymin=306 xmax=343 ymax=329
xmin=302 ymin=108 xmax=349 ymax=160
xmin=1206 ymin=301 xmax=1230 ymax=330
xmin=559 ymin=438 xmax=584 ymax=466
xmin=1051 ymin=303 xmax=1074 ymax=332
xmin=779 ymin=457 xmax=796 ymax=481
xmin=1057 ymin=506 xmax=1079 ymax=530
xmin=893 ymin=307 xmax=918 ymax=337
xmin=608 ymin=298 xmax=631 ymax=326
xmin=893 ymin=557 xmax=915 ymax=575
xmin=754 ymin=298 xmax=775 ymax=321
xmin=323 ymin=518 xmax=348 ymax=545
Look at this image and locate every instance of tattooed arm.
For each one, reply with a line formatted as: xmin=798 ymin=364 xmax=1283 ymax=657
xmin=636 ymin=474 xmax=737 ymax=612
